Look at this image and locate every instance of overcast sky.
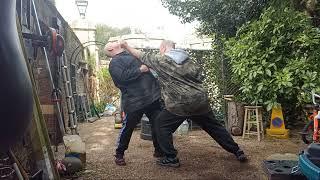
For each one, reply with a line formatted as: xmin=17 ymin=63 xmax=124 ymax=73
xmin=55 ymin=0 xmax=197 ymax=42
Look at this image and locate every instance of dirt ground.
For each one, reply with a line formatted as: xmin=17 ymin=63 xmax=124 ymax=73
xmin=65 ymin=117 xmax=306 ymax=180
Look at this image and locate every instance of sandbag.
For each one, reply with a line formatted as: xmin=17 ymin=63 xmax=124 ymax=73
xmin=61 ymin=157 xmax=83 ymax=174
xmin=63 ymin=135 xmax=86 ymax=166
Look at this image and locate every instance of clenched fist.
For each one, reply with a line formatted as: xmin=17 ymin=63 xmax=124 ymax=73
xmin=119 ymin=40 xmax=128 ymax=48
xmin=139 ymin=64 xmax=149 ymax=73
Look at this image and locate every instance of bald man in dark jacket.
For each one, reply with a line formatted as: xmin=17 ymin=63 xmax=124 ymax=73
xmin=105 ymin=42 xmax=163 ymax=166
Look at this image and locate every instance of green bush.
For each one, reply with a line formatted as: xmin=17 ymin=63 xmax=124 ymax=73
xmin=98 ymin=67 xmax=120 ymax=105
xmin=225 ymin=1 xmax=320 ymax=124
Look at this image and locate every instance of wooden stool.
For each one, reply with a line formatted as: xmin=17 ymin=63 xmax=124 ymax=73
xmin=242 ymin=106 xmax=264 ymax=141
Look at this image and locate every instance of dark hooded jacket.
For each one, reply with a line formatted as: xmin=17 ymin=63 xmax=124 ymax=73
xmin=109 ymin=51 xmax=161 ymax=113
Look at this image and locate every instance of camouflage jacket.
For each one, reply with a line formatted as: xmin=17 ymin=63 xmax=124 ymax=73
xmin=140 ymin=49 xmax=211 ymax=116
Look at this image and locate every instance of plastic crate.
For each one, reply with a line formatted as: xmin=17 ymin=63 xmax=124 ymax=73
xmin=262 ymin=160 xmax=306 ymax=180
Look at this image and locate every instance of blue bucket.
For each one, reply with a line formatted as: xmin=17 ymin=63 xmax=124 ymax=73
xmin=299 ymin=154 xmax=320 ymax=180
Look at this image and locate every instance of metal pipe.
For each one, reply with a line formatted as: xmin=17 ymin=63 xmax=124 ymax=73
xmin=73 ymin=43 xmax=105 ymax=64
xmin=70 ymin=41 xmax=105 ymax=62
xmin=12 ymin=163 xmax=24 ymax=180
xmin=31 ymin=0 xmax=65 ymax=135
xmin=8 ymin=150 xmax=29 ymax=179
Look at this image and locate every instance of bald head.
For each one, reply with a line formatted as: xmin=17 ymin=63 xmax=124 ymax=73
xmin=104 ymin=42 xmax=124 ymax=57
xmin=159 ymin=40 xmax=176 ymax=55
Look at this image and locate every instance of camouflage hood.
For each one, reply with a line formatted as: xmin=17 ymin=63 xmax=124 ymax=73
xmin=165 ymin=49 xmax=189 ymax=64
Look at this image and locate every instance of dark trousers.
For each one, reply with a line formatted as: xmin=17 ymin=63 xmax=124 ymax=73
xmin=155 ymin=109 xmax=240 ymax=158
xmin=116 ymin=100 xmax=162 ymax=155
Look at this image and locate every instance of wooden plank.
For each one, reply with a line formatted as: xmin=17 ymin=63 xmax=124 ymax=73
xmin=41 ymin=105 xmax=54 ymax=115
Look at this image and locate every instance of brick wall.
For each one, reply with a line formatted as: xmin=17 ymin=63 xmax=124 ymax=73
xmin=10 ymin=0 xmax=88 ymax=174
xmin=30 ymin=0 xmax=87 ymax=139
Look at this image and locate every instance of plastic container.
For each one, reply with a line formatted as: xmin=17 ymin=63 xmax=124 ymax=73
xmin=176 ymin=120 xmax=189 ymax=135
xmin=140 ymin=115 xmax=152 ymax=141
xmin=104 ymin=104 xmax=116 ymax=116
xmin=299 ymin=154 xmax=320 ymax=180
xmin=63 ymin=135 xmax=86 ymax=167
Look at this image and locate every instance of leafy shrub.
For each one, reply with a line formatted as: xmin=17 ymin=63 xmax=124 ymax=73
xmin=225 ymin=1 xmax=320 ymax=124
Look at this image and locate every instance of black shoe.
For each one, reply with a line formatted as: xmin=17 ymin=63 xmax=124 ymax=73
xmin=156 ymin=157 xmax=180 ymax=167
xmin=153 ymin=151 xmax=165 ymax=158
xmin=114 ymin=154 xmax=126 ymax=166
xmin=235 ymin=150 xmax=248 ymax=162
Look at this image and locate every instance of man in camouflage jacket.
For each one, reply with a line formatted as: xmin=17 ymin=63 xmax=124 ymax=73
xmin=120 ymin=40 xmax=247 ymax=167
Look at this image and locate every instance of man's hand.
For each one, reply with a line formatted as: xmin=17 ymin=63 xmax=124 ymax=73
xmin=139 ymin=65 xmax=149 ymax=73
xmin=119 ymin=39 xmax=143 ymax=59
xmin=119 ymin=40 xmax=128 ymax=48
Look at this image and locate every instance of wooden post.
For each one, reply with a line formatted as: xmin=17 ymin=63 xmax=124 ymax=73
xmin=242 ymin=108 xmax=248 ymax=139
xmin=256 ymin=108 xmax=261 ymax=141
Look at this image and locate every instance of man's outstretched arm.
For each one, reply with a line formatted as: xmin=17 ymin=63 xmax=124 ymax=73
xmin=120 ymin=41 xmax=143 ymax=59
xmin=120 ymin=40 xmax=163 ymax=70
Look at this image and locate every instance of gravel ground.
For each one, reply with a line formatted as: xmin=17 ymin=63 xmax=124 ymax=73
xmin=63 ymin=117 xmax=306 ymax=180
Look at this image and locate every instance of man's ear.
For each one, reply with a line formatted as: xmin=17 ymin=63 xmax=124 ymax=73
xmin=161 ymin=46 xmax=166 ymax=54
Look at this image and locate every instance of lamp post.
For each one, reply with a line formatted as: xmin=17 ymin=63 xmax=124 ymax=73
xmin=75 ymin=0 xmax=88 ymax=19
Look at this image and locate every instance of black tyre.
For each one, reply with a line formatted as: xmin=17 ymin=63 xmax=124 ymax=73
xmin=301 ymin=120 xmax=314 ymax=144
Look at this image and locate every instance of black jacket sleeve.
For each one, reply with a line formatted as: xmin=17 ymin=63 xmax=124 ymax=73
xmin=109 ymin=59 xmax=142 ymax=85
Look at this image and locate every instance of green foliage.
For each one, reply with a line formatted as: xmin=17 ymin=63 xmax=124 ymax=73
xmin=98 ymin=67 xmax=120 ymax=105
xmin=187 ymin=50 xmax=225 ymax=122
xmin=87 ymin=54 xmax=96 ymax=71
xmin=95 ymin=24 xmax=131 ymax=59
xmin=161 ymin=0 xmax=267 ymax=37
xmin=225 ymin=1 xmax=320 ymax=116
xmin=201 ymin=52 xmax=225 ymax=123
xmin=292 ymin=0 xmax=320 ymax=27
xmin=92 ymin=102 xmax=106 ymax=114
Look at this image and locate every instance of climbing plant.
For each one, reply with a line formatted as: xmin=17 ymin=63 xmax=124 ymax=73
xmin=87 ymin=53 xmax=96 ymax=71
xmin=97 ymin=67 xmax=119 ymax=106
xmin=187 ymin=50 xmax=225 ymax=122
